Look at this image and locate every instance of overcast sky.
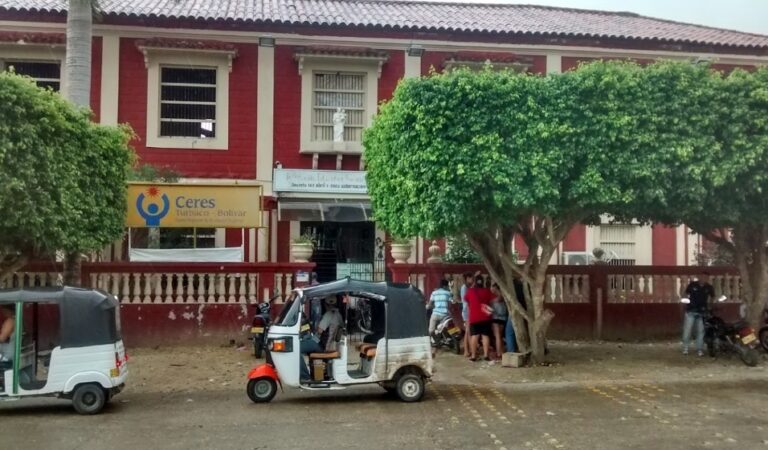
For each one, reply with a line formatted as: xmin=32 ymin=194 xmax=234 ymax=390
xmin=442 ymin=0 xmax=768 ymax=35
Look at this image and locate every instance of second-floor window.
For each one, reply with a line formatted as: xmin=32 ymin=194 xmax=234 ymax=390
xmin=160 ymin=67 xmax=217 ymax=138
xmin=3 ymin=60 xmax=61 ymax=91
xmin=312 ymin=71 xmax=366 ymax=143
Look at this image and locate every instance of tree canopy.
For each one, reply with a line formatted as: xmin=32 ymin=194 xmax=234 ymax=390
xmin=0 ymin=72 xmax=134 ymax=278
xmin=364 ymin=60 xmax=730 ymax=362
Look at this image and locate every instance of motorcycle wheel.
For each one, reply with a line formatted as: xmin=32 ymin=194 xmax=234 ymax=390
xmin=739 ymin=345 xmax=759 ymax=367
xmin=254 ymin=338 xmax=264 ymax=359
xmin=759 ymin=327 xmax=768 ymax=352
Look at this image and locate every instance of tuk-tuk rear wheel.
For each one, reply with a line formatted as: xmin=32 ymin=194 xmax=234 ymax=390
xmin=72 ymin=383 xmax=107 ymax=415
xmin=247 ymin=377 xmax=277 ymax=403
xmin=396 ymin=374 xmax=425 ymax=403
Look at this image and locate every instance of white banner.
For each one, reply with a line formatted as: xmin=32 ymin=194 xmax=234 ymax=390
xmin=129 ymin=247 xmax=243 ymax=262
xmin=273 ymin=169 xmax=367 ymax=194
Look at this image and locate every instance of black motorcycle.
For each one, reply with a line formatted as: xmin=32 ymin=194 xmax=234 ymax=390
xmin=250 ymin=294 xmax=280 ymax=359
xmin=704 ymin=304 xmax=760 ymax=367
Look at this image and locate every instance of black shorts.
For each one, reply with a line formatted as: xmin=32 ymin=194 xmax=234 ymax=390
xmin=470 ymin=321 xmax=492 ymax=337
xmin=492 ymin=319 xmax=507 ymax=327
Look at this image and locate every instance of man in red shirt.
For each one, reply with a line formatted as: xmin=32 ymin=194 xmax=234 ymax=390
xmin=465 ymin=275 xmax=493 ymax=361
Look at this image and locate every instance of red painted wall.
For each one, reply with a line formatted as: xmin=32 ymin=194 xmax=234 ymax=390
xmin=117 ymin=38 xmax=258 ymax=179
xmin=90 ymin=36 xmax=102 ymax=122
xmin=652 ymin=225 xmax=677 ymax=266
xmin=563 ymin=224 xmax=587 ymax=252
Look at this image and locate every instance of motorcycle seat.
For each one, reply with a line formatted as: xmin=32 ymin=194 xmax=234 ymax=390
xmin=309 ymin=351 xmax=340 ymax=360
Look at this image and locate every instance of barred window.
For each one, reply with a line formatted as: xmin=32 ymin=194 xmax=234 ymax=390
xmin=312 ymin=71 xmax=365 ymax=142
xmin=599 ymin=224 xmax=636 ymax=266
xmin=3 ymin=61 xmax=61 ymax=91
xmin=160 ymin=67 xmax=217 ymax=138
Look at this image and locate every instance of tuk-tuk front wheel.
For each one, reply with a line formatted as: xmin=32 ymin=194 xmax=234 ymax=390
xmin=396 ymin=374 xmax=425 ymax=403
xmin=72 ymin=383 xmax=107 ymax=415
xmin=247 ymin=377 xmax=277 ymax=403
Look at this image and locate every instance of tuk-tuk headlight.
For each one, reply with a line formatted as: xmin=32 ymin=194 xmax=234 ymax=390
xmin=268 ymin=338 xmax=293 ymax=353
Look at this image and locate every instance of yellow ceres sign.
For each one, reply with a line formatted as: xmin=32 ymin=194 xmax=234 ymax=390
xmin=126 ymin=183 xmax=263 ymax=228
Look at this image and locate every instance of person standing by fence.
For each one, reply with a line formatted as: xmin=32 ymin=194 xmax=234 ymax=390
xmin=682 ymin=272 xmax=714 ymax=357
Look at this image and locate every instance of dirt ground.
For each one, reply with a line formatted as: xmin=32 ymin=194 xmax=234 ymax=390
xmin=128 ymin=340 xmax=768 ymax=394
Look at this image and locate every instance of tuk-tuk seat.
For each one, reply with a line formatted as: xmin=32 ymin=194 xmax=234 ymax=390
xmin=357 ymin=343 xmax=376 ymax=353
xmin=308 ymin=351 xmax=340 ymax=359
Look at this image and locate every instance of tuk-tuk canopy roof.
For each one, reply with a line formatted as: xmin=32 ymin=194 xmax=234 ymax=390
xmin=297 ymin=278 xmax=427 ymax=340
xmin=0 ymin=287 xmax=120 ymax=348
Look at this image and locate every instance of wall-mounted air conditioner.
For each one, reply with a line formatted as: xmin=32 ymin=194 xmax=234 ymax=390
xmin=562 ymin=251 xmax=593 ymax=265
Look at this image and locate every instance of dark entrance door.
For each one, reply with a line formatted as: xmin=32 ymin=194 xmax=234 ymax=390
xmin=300 ymin=221 xmax=385 ymax=282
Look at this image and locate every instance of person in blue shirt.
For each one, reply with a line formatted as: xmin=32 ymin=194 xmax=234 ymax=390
xmin=428 ymin=279 xmax=453 ymax=336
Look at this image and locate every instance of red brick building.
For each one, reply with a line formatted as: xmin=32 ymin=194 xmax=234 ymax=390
xmin=2 ymin=1 xmax=768 ymax=280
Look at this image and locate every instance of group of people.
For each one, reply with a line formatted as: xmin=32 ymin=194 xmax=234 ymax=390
xmin=428 ymin=272 xmax=521 ymax=362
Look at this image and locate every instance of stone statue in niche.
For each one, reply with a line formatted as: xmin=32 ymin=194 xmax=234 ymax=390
xmin=333 ymin=107 xmax=347 ymax=142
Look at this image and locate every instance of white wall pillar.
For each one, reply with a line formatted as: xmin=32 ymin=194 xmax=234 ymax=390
xmin=270 ymin=212 xmax=278 ymax=262
xmin=546 ymin=52 xmax=562 ymax=74
xmin=635 ymin=225 xmax=653 ymax=265
xmin=676 ymin=225 xmax=687 ymax=266
xmin=257 ymin=211 xmax=269 ymax=262
xmin=256 ymin=42 xmax=275 ymax=195
xmin=404 ymin=51 xmax=422 ymax=78
xmin=99 ymin=34 xmax=120 ymax=126
xmin=248 ymin=228 xmax=257 ymax=263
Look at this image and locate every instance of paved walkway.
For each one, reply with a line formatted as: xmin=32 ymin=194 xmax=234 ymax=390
xmin=1 ymin=342 xmax=766 ymax=449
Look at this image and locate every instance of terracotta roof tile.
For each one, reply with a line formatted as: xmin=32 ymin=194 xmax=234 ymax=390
xmin=2 ymin=0 xmax=768 ymax=50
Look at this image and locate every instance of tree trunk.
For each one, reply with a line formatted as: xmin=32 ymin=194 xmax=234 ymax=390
xmin=733 ymin=224 xmax=768 ymax=328
xmin=62 ymin=0 xmax=93 ymax=287
xmin=63 ymin=252 xmax=82 ymax=286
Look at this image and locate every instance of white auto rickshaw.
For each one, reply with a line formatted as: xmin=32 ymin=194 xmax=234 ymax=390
xmin=245 ymin=278 xmax=433 ymax=403
xmin=0 ymin=287 xmax=128 ymax=414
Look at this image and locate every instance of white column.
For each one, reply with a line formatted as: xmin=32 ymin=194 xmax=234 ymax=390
xmin=635 ymin=225 xmax=653 ymax=265
xmin=257 ymin=211 xmax=269 ymax=262
xmin=687 ymin=232 xmax=700 ymax=267
xmin=214 ymin=228 xmax=226 ymax=248
xmin=404 ymin=51 xmax=422 ymax=78
xmin=99 ymin=34 xmax=120 ymax=125
xmin=546 ymin=52 xmax=562 ymax=74
xmin=270 ymin=212 xmax=278 ymax=262
xmin=256 ymin=43 xmax=275 ymax=195
xmin=676 ymin=225 xmax=687 ymax=266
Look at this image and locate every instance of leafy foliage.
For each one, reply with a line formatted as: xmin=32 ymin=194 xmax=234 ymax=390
xmin=364 ymin=61 xmax=729 ymax=361
xmin=444 ymin=235 xmax=482 ymax=264
xmin=0 ymin=72 xmax=134 ymax=276
xmin=129 ymin=163 xmax=181 ymax=183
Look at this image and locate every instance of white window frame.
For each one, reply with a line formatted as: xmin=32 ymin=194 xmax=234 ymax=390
xmin=142 ymin=48 xmax=234 ymax=150
xmin=297 ymin=55 xmax=383 ymax=154
xmin=0 ymin=45 xmax=66 ymax=92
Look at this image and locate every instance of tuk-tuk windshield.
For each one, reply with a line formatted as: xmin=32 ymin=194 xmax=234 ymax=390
xmin=277 ymin=294 xmax=301 ymax=327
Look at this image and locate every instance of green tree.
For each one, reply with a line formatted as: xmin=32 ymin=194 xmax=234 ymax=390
xmin=364 ymin=61 xmax=721 ymax=363
xmin=663 ymin=67 xmax=768 ymax=327
xmin=0 ymin=72 xmax=134 ymax=282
